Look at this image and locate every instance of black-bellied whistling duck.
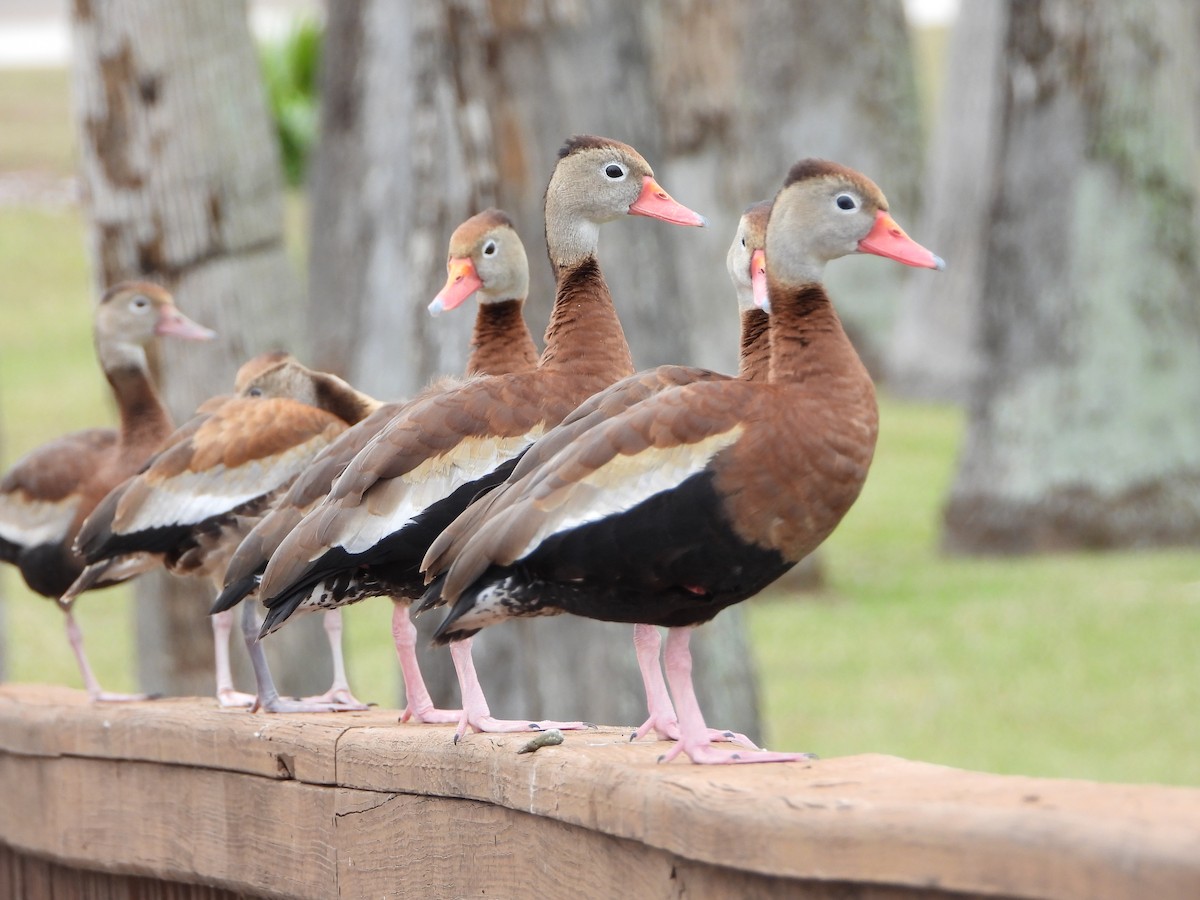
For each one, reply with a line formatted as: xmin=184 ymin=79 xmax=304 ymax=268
xmin=72 ymin=355 xmax=378 ymax=711
xmin=210 ymin=208 xmax=541 ymax=718
xmin=253 ymin=135 xmax=705 ymax=736
xmin=421 ymin=201 xmax=773 ymax=746
xmin=422 ymin=160 xmax=943 ymax=764
xmin=60 ymin=350 xmax=296 ymax=606
xmin=0 ymin=281 xmax=214 ymax=701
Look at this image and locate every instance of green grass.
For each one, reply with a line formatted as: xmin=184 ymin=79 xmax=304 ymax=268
xmin=0 ymin=67 xmax=75 ymax=174
xmin=750 ymin=400 xmax=1200 ymax=786
xmin=0 ymin=203 xmax=142 ymax=694
xmin=3 ymin=64 xmax=1198 ymax=790
xmin=0 ymin=208 xmax=99 ymax=447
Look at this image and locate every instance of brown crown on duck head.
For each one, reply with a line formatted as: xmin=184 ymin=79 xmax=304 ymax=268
xmin=544 ymin=135 xmax=706 ymax=267
xmin=767 ymin=159 xmax=943 ymax=289
xmin=429 ymin=208 xmax=529 ymax=317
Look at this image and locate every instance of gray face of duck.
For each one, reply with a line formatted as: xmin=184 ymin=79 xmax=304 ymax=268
xmin=765 ymin=160 xmax=945 ymax=288
xmin=543 ymin=136 xmax=707 ymax=267
xmin=428 ymin=209 xmax=530 ymax=317
xmin=727 ymin=200 xmax=772 ymax=312
xmin=94 ymin=281 xmax=215 ymax=370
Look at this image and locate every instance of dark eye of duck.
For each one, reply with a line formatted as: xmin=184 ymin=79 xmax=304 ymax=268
xmin=130 ymin=296 xmax=150 ymax=311
xmin=835 ymin=193 xmax=857 ymax=211
xmin=248 ymin=387 xmax=263 ymax=398
xmin=482 ymin=240 xmax=497 ymax=256
xmin=604 ymin=163 xmax=626 ymax=180
xmin=741 ymin=236 xmax=746 ymax=247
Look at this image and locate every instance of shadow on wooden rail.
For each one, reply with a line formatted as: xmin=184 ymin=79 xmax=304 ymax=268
xmin=1 ymin=683 xmax=1198 ymax=899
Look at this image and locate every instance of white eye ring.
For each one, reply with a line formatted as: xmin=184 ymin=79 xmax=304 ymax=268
xmin=603 ymin=162 xmax=627 ymax=181
xmin=482 ymin=240 xmax=497 ymax=256
xmin=835 ymin=193 xmax=858 ymax=212
xmin=129 ymin=296 xmax=150 ymax=312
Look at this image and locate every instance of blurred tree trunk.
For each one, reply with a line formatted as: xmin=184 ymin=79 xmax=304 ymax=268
xmin=646 ymin=0 xmax=922 ymax=591
xmin=70 ymin=0 xmax=328 ymax=697
xmin=305 ymin=2 xmax=480 ymax=390
xmin=308 ymin=0 xmax=773 ymax=738
xmin=943 ymin=0 xmax=1200 ymax=553
xmin=887 ymin=1 xmax=1005 ymax=401
xmin=725 ymin=0 xmax=926 ymax=377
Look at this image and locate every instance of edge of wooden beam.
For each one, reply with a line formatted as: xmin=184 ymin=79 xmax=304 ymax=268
xmin=2 ymin=684 xmax=1199 ymax=900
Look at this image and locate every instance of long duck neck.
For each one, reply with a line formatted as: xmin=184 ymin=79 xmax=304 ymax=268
xmin=465 ymin=300 xmax=539 ymax=377
xmin=737 ymin=308 xmax=772 ymax=382
xmin=104 ymin=351 xmax=174 ymax=452
xmin=766 ymin=280 xmax=871 ymax=391
xmin=538 ymin=255 xmax=635 ymax=383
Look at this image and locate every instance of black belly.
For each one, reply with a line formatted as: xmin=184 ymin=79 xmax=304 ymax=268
xmin=16 ymin=542 xmax=83 ymax=599
xmin=455 ymin=470 xmax=795 ymax=631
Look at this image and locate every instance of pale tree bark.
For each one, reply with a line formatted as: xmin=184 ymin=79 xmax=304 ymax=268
xmin=309 ymin=1 xmax=697 ymax=395
xmin=70 ymin=0 xmax=328 ymax=696
xmin=887 ymin=0 xmax=1005 ymax=401
xmin=725 ymin=0 xmax=926 ymax=377
xmin=309 ymin=0 xmax=922 ymax=738
xmin=306 ymin=3 xmax=481 ymax=391
xmin=943 ymin=0 xmax=1200 ymax=553
xmin=644 ymin=0 xmax=922 ymax=589
xmin=308 ymin=0 xmax=776 ymax=737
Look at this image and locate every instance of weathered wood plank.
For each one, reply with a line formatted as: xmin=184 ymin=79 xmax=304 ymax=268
xmin=332 ymin=722 xmax=1200 ymax=899
xmin=0 ymin=684 xmax=1198 ymax=900
xmin=0 ymin=683 xmax=396 ymax=784
xmin=0 ymin=752 xmax=337 ymax=899
xmin=0 ymin=843 xmax=246 ymax=900
xmin=331 ymin=787 xmax=982 ymax=900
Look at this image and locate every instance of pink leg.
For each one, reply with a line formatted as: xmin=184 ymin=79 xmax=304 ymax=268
xmin=630 ymin=623 xmax=757 ymax=748
xmin=448 ymin=637 xmax=592 ymax=744
xmin=212 ymin=608 xmax=256 ymax=708
xmin=392 ymin=603 xmax=460 ymax=723
xmin=299 ymin=609 xmax=369 ymax=709
xmin=631 ymin=623 xmax=679 ymax=741
xmin=658 ymin=627 xmax=812 ymax=765
xmin=65 ymin=611 xmax=150 ymax=703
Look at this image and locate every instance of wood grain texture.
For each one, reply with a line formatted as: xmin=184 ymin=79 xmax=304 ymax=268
xmin=331 ymin=787 xmax=989 ymax=900
xmin=0 ymin=844 xmax=247 ymax=900
xmin=0 ymin=753 xmax=337 ymax=899
xmin=0 ymin=684 xmax=390 ymax=784
xmin=1 ymin=685 xmax=1198 ymax=899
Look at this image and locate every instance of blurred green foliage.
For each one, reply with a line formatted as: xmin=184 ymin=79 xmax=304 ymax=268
xmin=259 ymin=17 xmax=322 ymax=187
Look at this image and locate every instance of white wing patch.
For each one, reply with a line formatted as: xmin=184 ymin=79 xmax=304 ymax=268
xmin=337 ymin=430 xmax=541 ymax=554
xmin=115 ymin=439 xmax=332 ymax=534
xmin=0 ymin=493 xmax=81 ymax=548
xmin=511 ymin=425 xmax=744 ymax=561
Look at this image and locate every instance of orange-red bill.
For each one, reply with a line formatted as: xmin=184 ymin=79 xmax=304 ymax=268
xmin=750 ymin=249 xmax=769 ymax=311
xmin=858 ymin=211 xmax=945 ymax=270
xmin=155 ymin=308 xmax=216 ymax=341
xmin=428 ymin=258 xmax=483 ymax=316
xmin=628 ymin=176 xmax=707 ymax=227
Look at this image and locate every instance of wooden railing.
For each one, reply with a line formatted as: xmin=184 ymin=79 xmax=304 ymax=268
xmin=1 ymin=683 xmax=1198 ymax=899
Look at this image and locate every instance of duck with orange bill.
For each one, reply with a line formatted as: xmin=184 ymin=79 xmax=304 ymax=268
xmin=252 ymin=135 xmax=706 ymax=738
xmin=0 ymin=282 xmax=214 ymax=702
xmin=420 ymin=160 xmax=944 ymax=764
